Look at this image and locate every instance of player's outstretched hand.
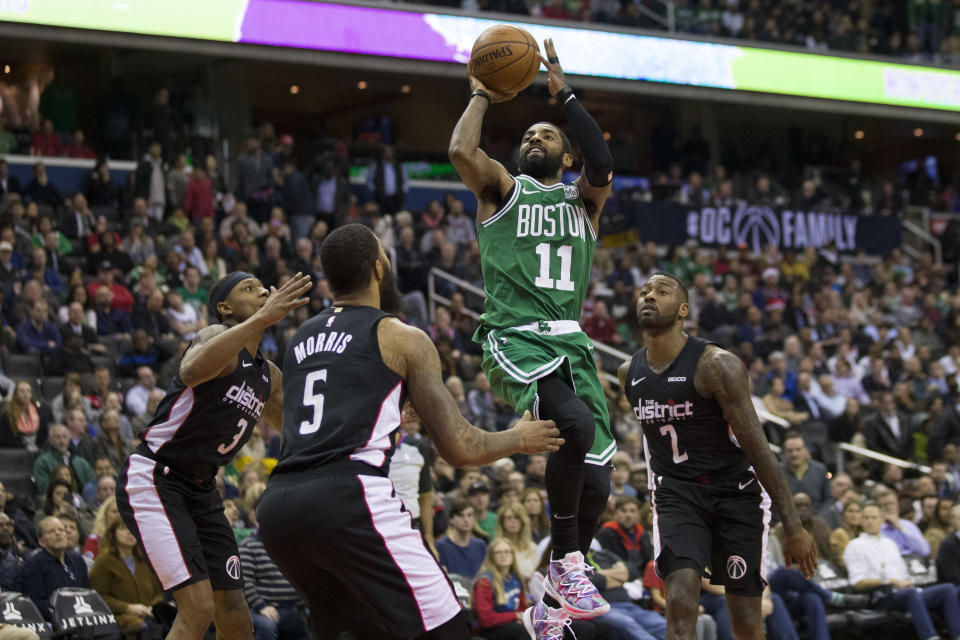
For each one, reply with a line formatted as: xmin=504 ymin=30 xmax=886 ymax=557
xmin=511 ymin=410 xmax=563 ymax=454
xmin=468 ymin=74 xmax=517 ymax=104
xmin=542 ymin=38 xmax=568 ymax=98
xmin=783 ymin=528 xmax=818 ymax=579
xmin=254 ymin=272 xmax=312 ymax=326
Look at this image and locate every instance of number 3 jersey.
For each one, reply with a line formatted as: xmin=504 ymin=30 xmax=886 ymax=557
xmin=141 ymin=345 xmax=271 ymax=481
xmin=475 ymin=174 xmax=596 ymax=335
xmin=272 ymin=305 xmax=406 ymax=477
xmin=624 ymin=336 xmax=751 ymax=486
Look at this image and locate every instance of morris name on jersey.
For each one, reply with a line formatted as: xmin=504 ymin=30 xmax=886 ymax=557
xmin=292 ymin=330 xmax=354 ymax=364
xmin=516 ymin=202 xmax=590 ymax=240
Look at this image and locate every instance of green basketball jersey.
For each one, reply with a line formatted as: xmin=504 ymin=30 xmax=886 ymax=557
xmin=476 ymin=174 xmax=596 ymax=332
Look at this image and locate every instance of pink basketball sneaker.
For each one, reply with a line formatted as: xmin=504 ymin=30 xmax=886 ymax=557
xmin=543 ymin=551 xmax=610 ymax=619
xmin=522 ymin=601 xmax=573 ymax=640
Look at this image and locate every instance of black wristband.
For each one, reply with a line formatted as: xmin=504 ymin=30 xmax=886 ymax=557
xmin=471 ymin=89 xmax=491 ymax=102
xmin=556 ymin=87 xmax=575 ymax=106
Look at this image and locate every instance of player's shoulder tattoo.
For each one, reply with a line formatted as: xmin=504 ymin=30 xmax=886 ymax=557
xmin=695 ymin=345 xmax=747 ymax=399
xmin=190 ymin=323 xmax=228 ymax=345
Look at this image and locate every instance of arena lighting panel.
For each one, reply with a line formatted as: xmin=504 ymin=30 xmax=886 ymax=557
xmin=3 ymin=0 xmax=960 ymax=111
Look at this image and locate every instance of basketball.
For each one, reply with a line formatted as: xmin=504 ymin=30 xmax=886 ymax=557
xmin=469 ymin=24 xmax=541 ymax=94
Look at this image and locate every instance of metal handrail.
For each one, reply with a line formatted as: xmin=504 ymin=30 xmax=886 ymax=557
xmin=837 ymin=442 xmax=931 ymax=474
xmin=901 ymin=218 xmax=943 ymax=265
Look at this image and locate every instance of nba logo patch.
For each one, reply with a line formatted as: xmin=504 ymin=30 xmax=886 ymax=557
xmin=727 ymin=555 xmax=747 ymax=580
xmin=564 ymin=185 xmax=580 ymax=200
xmin=326 ymin=317 xmax=335 ymax=328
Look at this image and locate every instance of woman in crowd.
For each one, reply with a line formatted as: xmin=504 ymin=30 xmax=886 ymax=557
xmin=49 ymin=464 xmax=87 ymax=510
xmin=494 ymin=503 xmax=538 ymax=580
xmin=473 ymin=539 xmax=528 ymax=640
xmin=0 ymin=381 xmax=49 ymax=450
xmin=50 ymin=372 xmax=94 ymax=423
xmin=57 ymin=284 xmax=97 ymax=331
xmin=829 ymin=498 xmax=863 ymax=568
xmin=82 ymin=496 xmax=119 ymax=562
xmin=201 ymin=236 xmax=226 ymax=283
xmin=89 ymin=518 xmax=163 ymax=636
xmin=123 ymin=217 xmax=155 ymax=266
xmin=35 ymin=479 xmax=75 ymax=533
xmin=92 ymin=409 xmax=134 ymax=470
xmin=924 ymin=498 xmax=954 ymax=558
xmin=519 ymin=488 xmax=549 ymax=543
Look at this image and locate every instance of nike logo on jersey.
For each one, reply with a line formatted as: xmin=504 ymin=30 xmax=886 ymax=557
xmin=241 ymin=362 xmax=253 ymax=368
xmin=632 ymin=377 xmax=646 ymax=386
xmin=521 ymin=188 xmax=539 ymax=195
xmin=739 ymin=477 xmax=756 ymax=490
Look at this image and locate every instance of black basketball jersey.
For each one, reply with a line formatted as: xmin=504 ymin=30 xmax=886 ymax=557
xmin=624 ymin=336 xmax=751 ymax=486
xmin=142 ymin=345 xmax=271 ymax=481
xmin=272 ymin=305 xmax=406 ymax=476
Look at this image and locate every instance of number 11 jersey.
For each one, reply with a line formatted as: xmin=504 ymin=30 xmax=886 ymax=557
xmin=142 ymin=344 xmax=271 ymax=482
xmin=476 ymin=174 xmax=596 ymax=332
xmin=624 ymin=336 xmax=752 ymax=486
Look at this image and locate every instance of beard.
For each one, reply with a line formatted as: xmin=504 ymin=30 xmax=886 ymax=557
xmin=379 ymin=264 xmax=403 ymax=315
xmin=518 ymin=149 xmax=563 ymax=182
xmin=637 ymin=305 xmax=681 ymax=331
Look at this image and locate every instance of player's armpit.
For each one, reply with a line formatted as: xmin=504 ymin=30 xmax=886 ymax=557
xmin=261 ymin=361 xmax=283 ymax=434
xmin=178 ymin=324 xmax=236 ymax=386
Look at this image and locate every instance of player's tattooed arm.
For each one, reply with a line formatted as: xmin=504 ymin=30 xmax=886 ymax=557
xmin=261 ymin=361 xmax=283 ymax=435
xmin=618 ymin=361 xmax=630 ymax=393
xmin=696 ymin=346 xmax=818 ymax=578
xmin=380 ymin=320 xmax=563 ymax=466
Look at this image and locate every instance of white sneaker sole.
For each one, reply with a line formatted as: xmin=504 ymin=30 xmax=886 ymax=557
xmin=522 ymin=606 xmax=537 ymax=639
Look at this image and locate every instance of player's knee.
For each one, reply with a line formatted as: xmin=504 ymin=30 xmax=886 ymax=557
xmin=554 ymin=401 xmax=595 ymax=455
xmin=664 ymin=597 xmax=699 ymax=637
xmin=180 ymin=599 xmax=216 ymax=631
xmin=728 ymin=606 xmax=762 ymax=640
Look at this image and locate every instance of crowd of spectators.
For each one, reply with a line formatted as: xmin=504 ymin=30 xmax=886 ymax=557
xmin=422 ymin=0 xmax=960 ymax=64
xmin=2 ymin=103 xmax=960 ymax=639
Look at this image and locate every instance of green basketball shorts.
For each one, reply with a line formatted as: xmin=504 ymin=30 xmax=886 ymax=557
xmin=479 ymin=320 xmax=616 ymax=466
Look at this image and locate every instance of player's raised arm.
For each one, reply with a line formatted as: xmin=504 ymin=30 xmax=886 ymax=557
xmin=695 ymin=346 xmax=818 ymax=579
xmin=542 ymin=39 xmax=613 ymax=223
xmin=180 ymin=274 xmax=311 ymax=387
xmin=381 ymin=319 xmax=563 ymax=466
xmin=448 ymin=76 xmax=515 ymax=205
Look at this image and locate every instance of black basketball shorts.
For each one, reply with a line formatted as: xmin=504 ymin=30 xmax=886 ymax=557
xmin=258 ymin=469 xmax=462 ymax=640
xmin=650 ymin=473 xmax=771 ymax=597
xmin=117 ymin=452 xmax=242 ymax=592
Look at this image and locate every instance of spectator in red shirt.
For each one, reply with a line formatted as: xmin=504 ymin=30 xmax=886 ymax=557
xmin=472 ymin=539 xmax=528 ymax=639
xmin=86 ymin=262 xmax=135 ymax=314
xmin=63 ymin=130 xmax=95 ymax=159
xmin=31 ymin=118 xmax=63 ymax=157
xmin=582 ymin=300 xmax=622 ymax=346
xmin=184 ymin=165 xmax=214 ymax=220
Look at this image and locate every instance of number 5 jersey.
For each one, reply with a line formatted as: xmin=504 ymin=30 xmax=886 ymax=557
xmin=141 ymin=345 xmax=271 ymax=481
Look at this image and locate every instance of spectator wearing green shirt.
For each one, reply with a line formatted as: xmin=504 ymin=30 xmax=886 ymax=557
xmin=467 ymin=481 xmax=497 ymax=541
xmin=177 ymin=265 xmax=208 ymax=315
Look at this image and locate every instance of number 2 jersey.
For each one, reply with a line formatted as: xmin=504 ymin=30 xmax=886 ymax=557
xmin=272 ymin=305 xmax=406 ymax=477
xmin=475 ymin=174 xmax=596 ymax=336
xmin=624 ymin=336 xmax=752 ymax=486
xmin=141 ymin=345 xmax=271 ymax=482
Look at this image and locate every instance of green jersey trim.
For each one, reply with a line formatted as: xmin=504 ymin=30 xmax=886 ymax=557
xmin=519 ymin=174 xmax=565 ymax=191
xmin=486 ymin=331 xmax=568 ymax=384
xmin=480 ymin=178 xmax=520 ymax=228
xmin=585 ymin=440 xmax=617 ymax=464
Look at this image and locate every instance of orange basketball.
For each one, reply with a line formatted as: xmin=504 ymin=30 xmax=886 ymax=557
xmin=469 ymin=24 xmax=541 ymax=94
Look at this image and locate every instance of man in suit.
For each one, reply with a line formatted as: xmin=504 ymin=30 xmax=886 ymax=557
xmin=0 ymin=159 xmax=20 ymax=197
xmin=59 ymin=192 xmax=95 ymax=241
xmin=791 ymin=371 xmax=832 ymax=462
xmin=59 ymin=301 xmax=107 ymax=355
xmin=865 ymin=391 xmax=913 ymax=461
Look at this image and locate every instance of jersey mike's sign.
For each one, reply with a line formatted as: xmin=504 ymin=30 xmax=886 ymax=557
xmin=616 ymin=201 xmax=902 ymax=255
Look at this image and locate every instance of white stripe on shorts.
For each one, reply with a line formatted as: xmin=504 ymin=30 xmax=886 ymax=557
xmin=125 ymin=454 xmax=192 ymax=590
xmin=358 ymin=474 xmax=461 ymax=632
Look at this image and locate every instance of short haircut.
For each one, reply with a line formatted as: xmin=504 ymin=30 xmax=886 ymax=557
xmin=647 ymin=272 xmax=689 ymax=301
xmin=449 ymin=498 xmax=474 ymax=518
xmin=319 ymin=223 xmax=381 ymax=297
xmin=614 ymin=495 xmax=641 ymax=511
